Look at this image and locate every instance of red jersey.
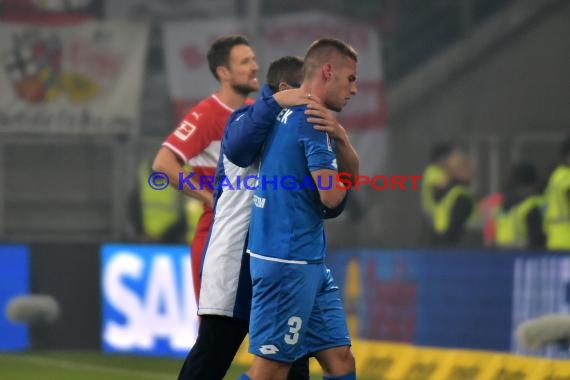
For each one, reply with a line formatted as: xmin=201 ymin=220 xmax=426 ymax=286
xmin=163 ymin=94 xmax=234 ymax=195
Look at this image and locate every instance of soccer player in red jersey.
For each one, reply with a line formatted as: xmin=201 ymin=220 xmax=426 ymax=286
xmin=153 ymin=35 xmax=259 ymax=303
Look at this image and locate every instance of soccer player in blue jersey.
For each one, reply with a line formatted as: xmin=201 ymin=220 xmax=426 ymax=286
xmin=178 ymin=56 xmax=356 ymax=380
xmin=244 ymin=38 xmax=359 ymax=380
xmin=177 ymin=56 xmax=307 ymax=380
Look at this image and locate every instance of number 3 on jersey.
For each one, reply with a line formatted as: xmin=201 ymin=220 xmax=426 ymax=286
xmin=284 ymin=316 xmax=302 ymax=345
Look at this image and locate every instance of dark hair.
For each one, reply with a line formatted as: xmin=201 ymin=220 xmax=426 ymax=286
xmin=266 ymin=56 xmax=304 ymax=92
xmin=207 ymin=35 xmax=251 ymax=80
xmin=511 ymin=161 xmax=539 ymax=187
xmin=303 ymin=38 xmax=357 ymax=78
xmin=430 ymin=142 xmax=453 ymax=163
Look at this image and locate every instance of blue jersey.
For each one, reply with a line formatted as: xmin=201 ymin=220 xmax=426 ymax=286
xmin=247 ymin=105 xmax=338 ymax=262
xmin=222 ymin=85 xmax=282 ymax=169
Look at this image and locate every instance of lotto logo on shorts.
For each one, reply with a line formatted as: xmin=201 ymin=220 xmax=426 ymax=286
xmin=259 ymin=345 xmax=279 ymax=355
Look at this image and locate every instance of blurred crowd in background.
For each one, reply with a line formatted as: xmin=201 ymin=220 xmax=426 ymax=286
xmin=420 ymin=137 xmax=570 ymax=251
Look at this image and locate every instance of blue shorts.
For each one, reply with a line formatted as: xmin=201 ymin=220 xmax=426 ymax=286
xmin=248 ymin=256 xmax=351 ymax=363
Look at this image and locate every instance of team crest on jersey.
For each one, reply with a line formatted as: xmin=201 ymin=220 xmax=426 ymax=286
xmin=174 ymin=120 xmax=196 ymax=141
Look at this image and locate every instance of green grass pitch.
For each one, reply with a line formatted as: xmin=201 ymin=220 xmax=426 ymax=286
xmin=0 ymin=350 xmax=379 ymax=379
xmin=0 ymin=351 xmax=247 ymax=380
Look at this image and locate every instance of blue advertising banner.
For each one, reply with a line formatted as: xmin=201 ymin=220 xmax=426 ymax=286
xmin=0 ymin=244 xmax=29 ymax=351
xmin=512 ymin=255 xmax=570 ymax=359
xmin=327 ymin=249 xmax=570 ymax=356
xmin=101 ymin=244 xmax=198 ymax=356
xmin=99 ymin=244 xmax=570 ymax=359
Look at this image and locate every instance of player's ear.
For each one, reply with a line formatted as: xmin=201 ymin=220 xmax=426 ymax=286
xmin=278 ymin=81 xmax=290 ymax=92
xmin=321 ymin=63 xmax=333 ymax=81
xmin=216 ymin=65 xmax=231 ymax=81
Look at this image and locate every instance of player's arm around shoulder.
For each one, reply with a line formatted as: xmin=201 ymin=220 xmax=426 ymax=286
xmin=223 ymin=85 xmax=280 ymax=167
xmin=224 ymin=85 xmax=312 ymax=167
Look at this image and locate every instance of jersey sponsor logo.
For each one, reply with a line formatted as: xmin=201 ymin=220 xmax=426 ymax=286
xmin=191 ymin=111 xmax=202 ymax=120
xmin=259 ymin=344 xmax=279 ymax=355
xmin=253 ymin=195 xmax=266 ymax=208
xmin=174 ymin=120 xmax=197 ymax=141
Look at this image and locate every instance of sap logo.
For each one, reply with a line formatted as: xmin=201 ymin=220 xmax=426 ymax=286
xmin=253 ymin=195 xmax=266 ymax=208
xmin=102 ymin=250 xmax=198 ymax=353
xmin=276 ymin=108 xmax=293 ymax=124
xmin=259 ymin=345 xmax=279 ymax=355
